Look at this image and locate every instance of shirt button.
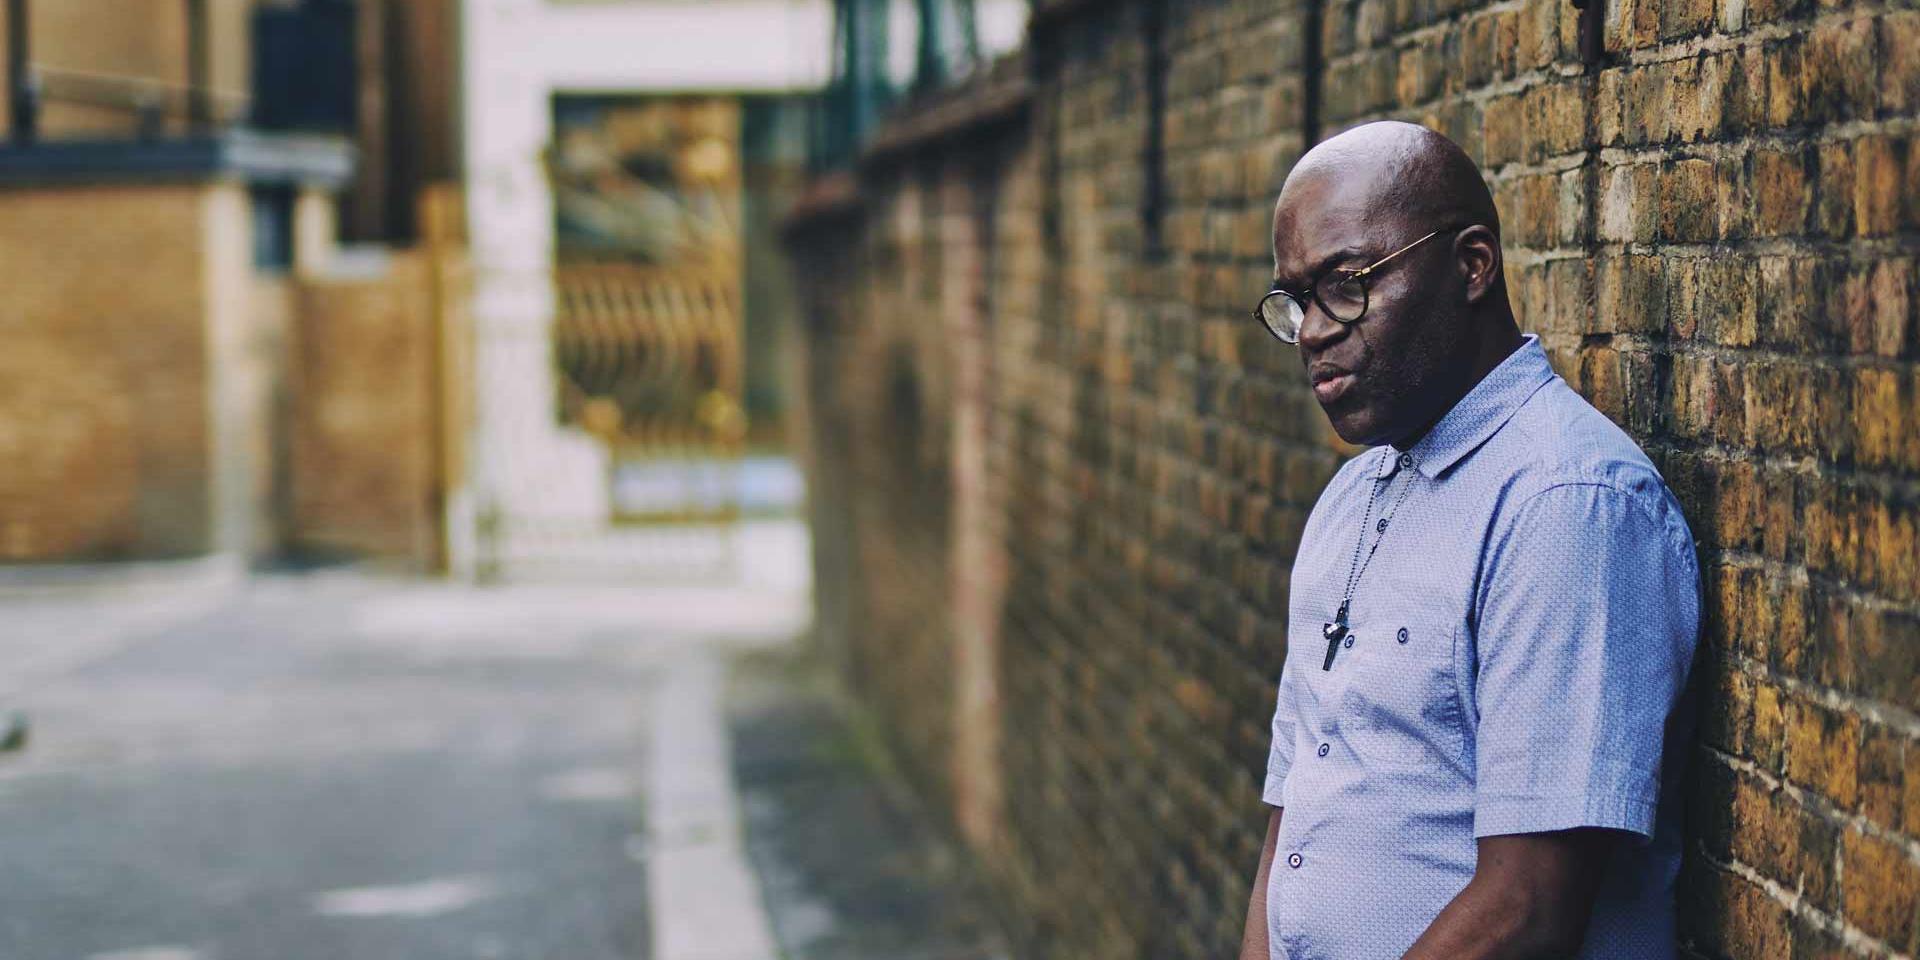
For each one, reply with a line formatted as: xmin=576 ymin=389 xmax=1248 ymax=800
xmin=1287 ymin=852 xmax=1303 ymax=869
xmin=1342 ymin=635 xmax=1354 ymax=649
xmin=1397 ymin=626 xmax=1410 ymax=644
xmin=1375 ymin=517 xmax=1389 ymax=532
xmin=1317 ymin=742 xmax=1329 ymax=757
xmin=1398 ymin=452 xmax=1414 ymax=469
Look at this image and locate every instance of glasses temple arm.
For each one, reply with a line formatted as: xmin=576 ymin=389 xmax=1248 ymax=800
xmin=1346 ymin=229 xmax=1444 ymax=281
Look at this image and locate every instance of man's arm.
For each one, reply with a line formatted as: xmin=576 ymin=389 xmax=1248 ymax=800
xmin=1238 ymin=806 xmax=1284 ymax=960
xmin=1400 ymin=829 xmax=1613 ymax=960
xmin=1414 ymin=480 xmax=1696 ymax=957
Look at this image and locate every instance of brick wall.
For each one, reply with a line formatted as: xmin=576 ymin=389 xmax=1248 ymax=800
xmin=287 ymin=251 xmax=445 ymax=566
xmin=784 ymin=0 xmax=1919 ymax=955
xmin=0 ymin=183 xmax=255 ymax=561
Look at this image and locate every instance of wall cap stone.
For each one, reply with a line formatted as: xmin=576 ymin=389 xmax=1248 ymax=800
xmin=0 ymin=130 xmax=355 ymax=189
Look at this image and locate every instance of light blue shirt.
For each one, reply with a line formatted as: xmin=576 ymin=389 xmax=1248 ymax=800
xmin=1264 ymin=333 xmax=1701 ymax=959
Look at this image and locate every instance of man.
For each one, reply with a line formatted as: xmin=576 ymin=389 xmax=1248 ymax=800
xmin=1237 ymin=121 xmax=1701 ymax=960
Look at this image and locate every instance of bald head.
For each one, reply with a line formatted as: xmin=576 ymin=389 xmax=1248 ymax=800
xmin=1283 ymin=121 xmax=1499 ymax=242
xmin=1267 ymin=121 xmax=1520 ymax=449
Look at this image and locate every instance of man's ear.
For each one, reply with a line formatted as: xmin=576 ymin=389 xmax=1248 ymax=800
xmin=1456 ymin=225 xmax=1501 ymax=304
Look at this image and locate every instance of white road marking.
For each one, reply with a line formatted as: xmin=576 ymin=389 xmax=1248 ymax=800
xmin=312 ymin=875 xmax=498 ymax=919
xmin=647 ymin=655 xmax=779 ymax=960
xmin=537 ymin=766 xmax=636 ymax=802
xmin=87 ymin=948 xmax=209 ymax=960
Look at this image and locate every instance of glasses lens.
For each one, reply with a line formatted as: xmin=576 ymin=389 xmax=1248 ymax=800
xmin=1319 ymin=274 xmax=1368 ymax=322
xmin=1258 ymin=292 xmax=1304 ymax=342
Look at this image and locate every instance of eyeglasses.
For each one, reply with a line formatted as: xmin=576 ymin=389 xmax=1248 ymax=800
xmin=1253 ymin=226 xmax=1467 ymax=343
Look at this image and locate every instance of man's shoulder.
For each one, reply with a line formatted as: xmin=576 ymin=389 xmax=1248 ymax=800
xmin=1493 ymin=378 xmax=1696 ymax=555
xmin=1495 ymin=377 xmax=1666 ymax=497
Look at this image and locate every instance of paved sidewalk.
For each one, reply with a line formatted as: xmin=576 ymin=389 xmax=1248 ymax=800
xmin=729 ymin=653 xmax=1009 ymax=960
xmin=0 ymin=522 xmax=1007 ymax=960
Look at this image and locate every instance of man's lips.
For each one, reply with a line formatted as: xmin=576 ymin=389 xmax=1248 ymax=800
xmin=1309 ymin=364 xmax=1359 ymax=403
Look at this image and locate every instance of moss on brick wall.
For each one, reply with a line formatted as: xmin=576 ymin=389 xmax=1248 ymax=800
xmin=787 ymin=0 xmax=1919 ymax=956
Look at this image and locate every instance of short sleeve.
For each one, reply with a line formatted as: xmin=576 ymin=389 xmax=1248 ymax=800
xmin=1471 ymin=481 xmax=1699 ymax=841
xmin=1263 ymin=656 xmax=1301 ymax=807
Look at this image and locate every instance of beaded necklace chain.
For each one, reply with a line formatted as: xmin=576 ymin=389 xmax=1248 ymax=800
xmin=1321 ymin=448 xmax=1416 ymax=670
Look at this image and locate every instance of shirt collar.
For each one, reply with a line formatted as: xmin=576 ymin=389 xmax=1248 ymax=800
xmin=1375 ymin=332 xmax=1557 ymax=482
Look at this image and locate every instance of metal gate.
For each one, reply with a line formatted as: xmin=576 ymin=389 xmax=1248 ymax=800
xmin=464 ymin=94 xmax=760 ymax=581
xmin=470 ymin=262 xmax=746 ymax=582
xmin=552 ymin=262 xmax=746 ymax=524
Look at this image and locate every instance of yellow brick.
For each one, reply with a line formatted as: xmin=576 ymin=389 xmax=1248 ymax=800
xmin=1751 ymin=679 xmax=1787 ymax=769
xmin=1854 ymin=136 xmax=1903 ymax=237
xmin=1840 ymin=829 xmax=1920 ymax=948
xmin=1856 ymin=724 xmax=1908 ymax=834
xmin=1784 ymin=700 xmax=1860 ymax=809
xmin=1852 ymin=367 xmax=1912 ymax=471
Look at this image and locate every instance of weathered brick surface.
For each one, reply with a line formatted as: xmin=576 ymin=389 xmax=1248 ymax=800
xmin=288 ymin=252 xmax=444 ymax=566
xmin=0 ymin=184 xmax=258 ymax=561
xmin=786 ymin=0 xmax=1920 ymax=955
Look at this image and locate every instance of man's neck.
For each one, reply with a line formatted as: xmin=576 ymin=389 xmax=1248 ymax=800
xmin=1388 ymin=324 xmax=1525 ymax=453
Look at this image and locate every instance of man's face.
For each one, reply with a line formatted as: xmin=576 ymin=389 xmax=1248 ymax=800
xmin=1270 ymin=172 xmax=1464 ymax=447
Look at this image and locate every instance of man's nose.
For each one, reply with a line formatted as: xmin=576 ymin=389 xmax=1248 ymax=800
xmin=1295 ymin=296 xmax=1349 ymax=353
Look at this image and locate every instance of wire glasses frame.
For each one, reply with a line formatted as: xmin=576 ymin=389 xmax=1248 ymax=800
xmin=1253 ymin=226 xmax=1464 ymax=344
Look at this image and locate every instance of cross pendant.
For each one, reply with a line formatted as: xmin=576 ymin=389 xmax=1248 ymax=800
xmin=1321 ymin=602 xmax=1350 ymax=671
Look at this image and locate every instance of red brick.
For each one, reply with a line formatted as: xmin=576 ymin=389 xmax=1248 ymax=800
xmin=1839 ymin=258 xmax=1914 ymax=358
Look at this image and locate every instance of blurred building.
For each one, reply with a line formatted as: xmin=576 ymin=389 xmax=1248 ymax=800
xmin=0 ymin=0 xmax=832 ymax=579
xmin=457 ymin=0 xmax=826 ymax=576
xmin=0 ymin=0 xmax=460 ymax=571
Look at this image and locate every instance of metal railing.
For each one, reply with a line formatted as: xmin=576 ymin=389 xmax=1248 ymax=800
xmin=812 ymin=0 xmax=995 ymax=170
xmin=6 ymin=0 xmax=234 ymax=142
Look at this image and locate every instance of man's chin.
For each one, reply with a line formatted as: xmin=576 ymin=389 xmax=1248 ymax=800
xmin=1324 ymin=408 xmax=1388 ymax=448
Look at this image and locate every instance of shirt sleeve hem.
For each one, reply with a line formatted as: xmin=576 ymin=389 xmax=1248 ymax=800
xmin=1473 ymin=792 xmax=1656 ymax=841
xmin=1262 ymin=755 xmax=1291 ymax=807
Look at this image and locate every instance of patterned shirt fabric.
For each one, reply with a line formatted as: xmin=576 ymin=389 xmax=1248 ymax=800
xmin=1263 ymin=332 xmax=1702 ymax=959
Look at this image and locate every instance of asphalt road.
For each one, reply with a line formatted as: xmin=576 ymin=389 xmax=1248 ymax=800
xmin=0 ymin=522 xmax=1005 ymax=960
xmin=0 ymin=570 xmax=746 ymax=960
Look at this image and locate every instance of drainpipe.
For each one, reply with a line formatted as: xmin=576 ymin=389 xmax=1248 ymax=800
xmin=186 ymin=0 xmax=211 ymax=132
xmin=7 ymin=0 xmax=36 ymax=142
